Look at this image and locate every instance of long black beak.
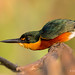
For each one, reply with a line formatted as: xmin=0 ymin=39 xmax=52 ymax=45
xmin=0 ymin=38 xmax=21 ymax=43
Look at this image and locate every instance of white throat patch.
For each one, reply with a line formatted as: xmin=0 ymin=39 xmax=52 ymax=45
xmin=69 ymin=32 xmax=75 ymax=39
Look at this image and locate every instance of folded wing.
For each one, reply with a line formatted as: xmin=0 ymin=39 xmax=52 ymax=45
xmin=40 ymin=19 xmax=75 ymax=39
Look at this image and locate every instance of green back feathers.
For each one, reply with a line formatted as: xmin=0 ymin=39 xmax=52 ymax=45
xmin=40 ymin=19 xmax=75 ymax=39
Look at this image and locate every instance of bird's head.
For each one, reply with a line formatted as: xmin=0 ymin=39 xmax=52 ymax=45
xmin=0 ymin=31 xmax=41 ymax=50
xmin=20 ymin=31 xmax=40 ymax=43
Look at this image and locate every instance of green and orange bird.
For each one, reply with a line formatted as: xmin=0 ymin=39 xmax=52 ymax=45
xmin=1 ymin=19 xmax=75 ymax=50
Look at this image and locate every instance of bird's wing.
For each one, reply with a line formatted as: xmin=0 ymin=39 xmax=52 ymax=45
xmin=40 ymin=19 xmax=75 ymax=39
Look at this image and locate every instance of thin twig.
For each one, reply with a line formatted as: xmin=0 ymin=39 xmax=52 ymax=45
xmin=0 ymin=57 xmax=20 ymax=72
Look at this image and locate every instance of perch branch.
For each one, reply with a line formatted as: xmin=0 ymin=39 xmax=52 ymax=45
xmin=16 ymin=43 xmax=75 ymax=75
xmin=0 ymin=57 xmax=20 ymax=72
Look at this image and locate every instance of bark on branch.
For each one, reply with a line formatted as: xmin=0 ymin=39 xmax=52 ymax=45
xmin=0 ymin=43 xmax=75 ymax=75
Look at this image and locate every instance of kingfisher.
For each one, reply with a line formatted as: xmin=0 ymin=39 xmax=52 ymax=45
xmin=0 ymin=19 xmax=75 ymax=50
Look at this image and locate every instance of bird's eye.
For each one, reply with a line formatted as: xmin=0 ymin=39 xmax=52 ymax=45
xmin=26 ymin=37 xmax=30 ymax=41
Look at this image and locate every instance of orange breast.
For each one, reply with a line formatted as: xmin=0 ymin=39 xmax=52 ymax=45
xmin=38 ymin=32 xmax=71 ymax=50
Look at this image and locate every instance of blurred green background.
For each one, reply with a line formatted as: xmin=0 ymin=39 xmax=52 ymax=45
xmin=0 ymin=0 xmax=75 ymax=75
